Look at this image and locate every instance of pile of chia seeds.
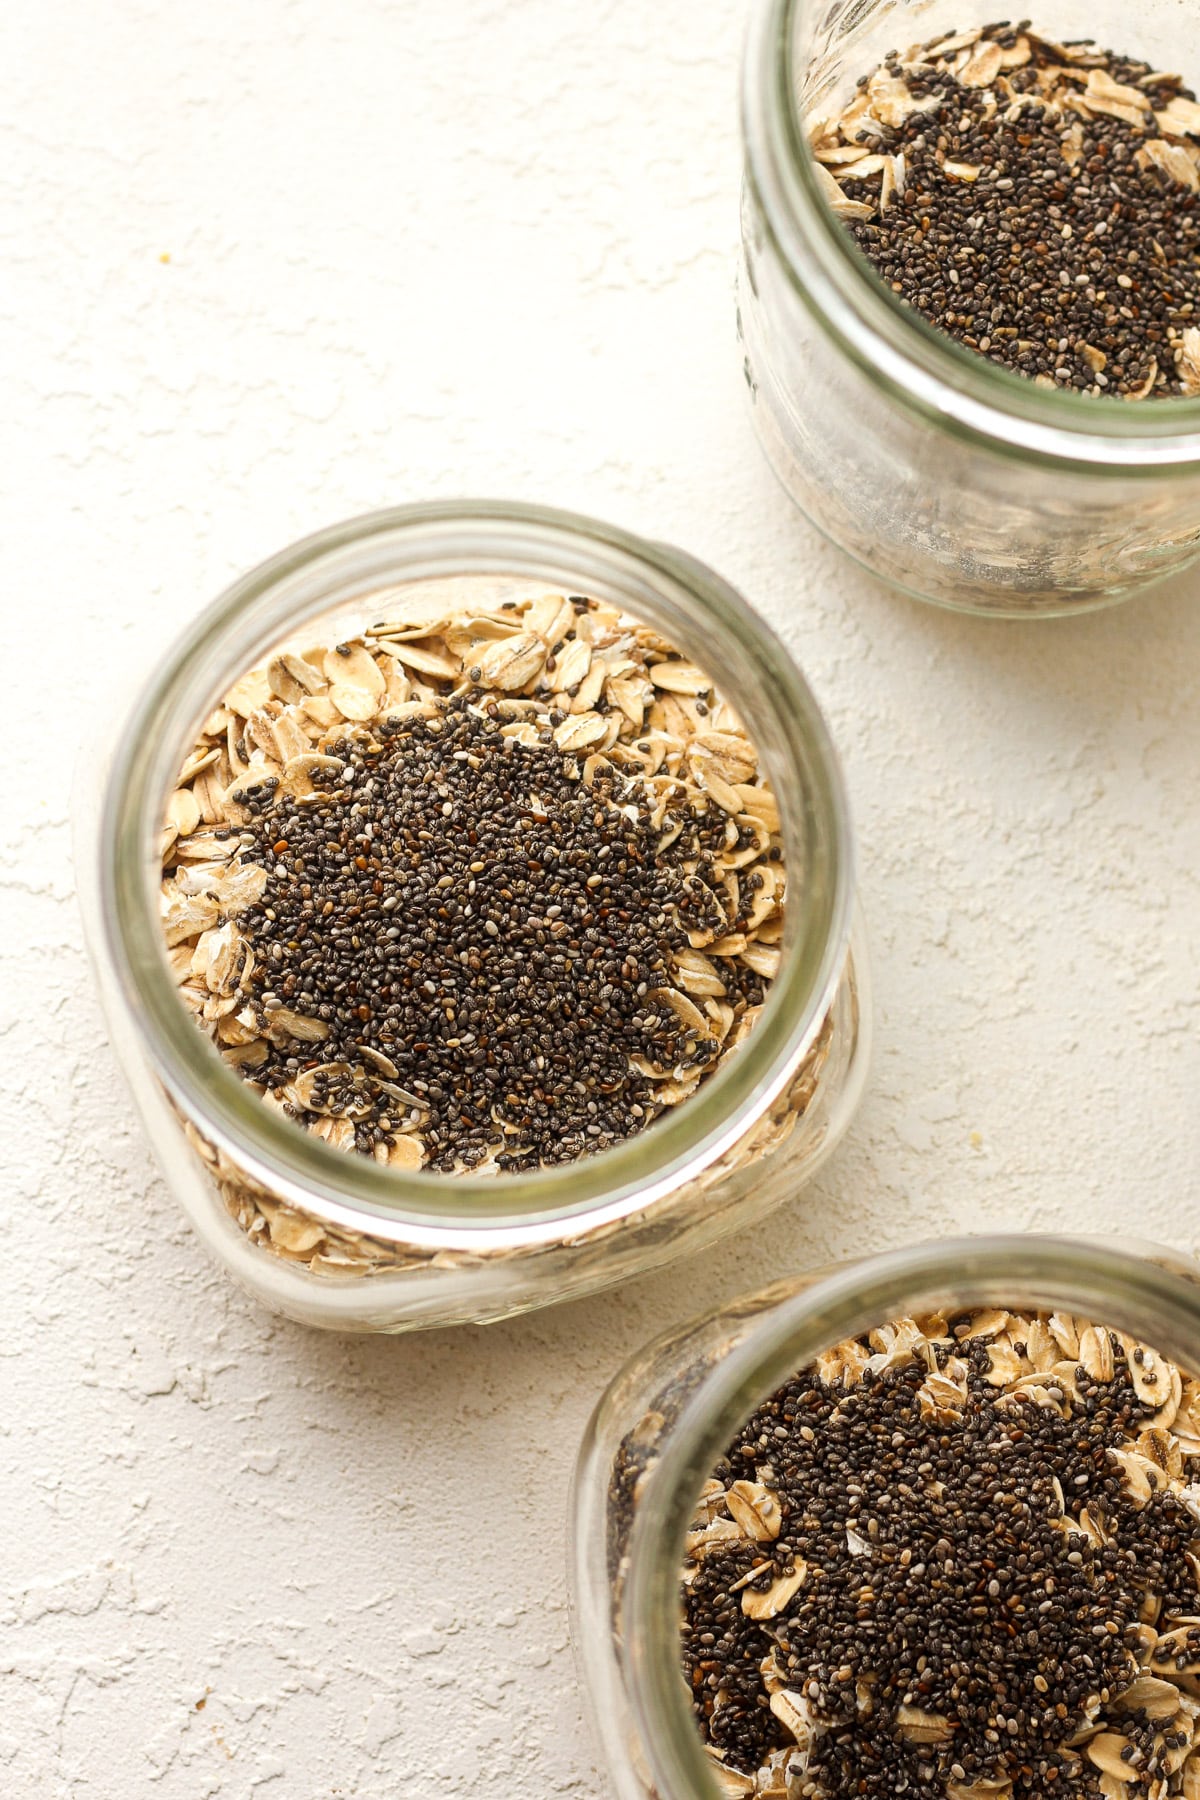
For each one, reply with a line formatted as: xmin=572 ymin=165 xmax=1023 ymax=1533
xmin=681 ymin=1316 xmax=1200 ymax=1798
xmin=828 ymin=22 xmax=1200 ymax=397
xmin=233 ymin=698 xmax=763 ymax=1172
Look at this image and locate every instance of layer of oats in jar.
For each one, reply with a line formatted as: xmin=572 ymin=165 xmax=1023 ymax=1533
xmin=161 ymin=594 xmax=784 ymax=1174
xmin=814 ymin=21 xmax=1200 ymax=397
xmin=681 ymin=1308 xmax=1200 ymax=1799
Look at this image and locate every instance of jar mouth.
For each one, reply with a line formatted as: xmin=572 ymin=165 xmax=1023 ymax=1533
xmin=744 ymin=0 xmax=1200 ymax=470
xmin=98 ymin=500 xmax=853 ymax=1245
xmin=623 ymin=1233 xmax=1200 ymax=1800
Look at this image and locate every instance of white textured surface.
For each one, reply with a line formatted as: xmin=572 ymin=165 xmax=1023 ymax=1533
xmin=3 ymin=1 xmax=1200 ymax=1793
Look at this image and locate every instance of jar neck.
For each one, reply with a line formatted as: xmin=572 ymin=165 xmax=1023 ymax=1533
xmin=743 ymin=0 xmax=1200 ymax=470
xmin=99 ymin=500 xmax=853 ymax=1242
xmin=622 ymin=1234 xmax=1200 ymax=1799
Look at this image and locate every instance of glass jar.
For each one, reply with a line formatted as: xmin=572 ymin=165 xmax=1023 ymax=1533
xmin=570 ymin=1234 xmax=1200 ymax=1799
xmin=740 ymin=0 xmax=1200 ymax=616
xmin=77 ymin=501 xmax=868 ymax=1333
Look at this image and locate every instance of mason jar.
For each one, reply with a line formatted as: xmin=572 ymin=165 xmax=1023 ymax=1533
xmin=569 ymin=1234 xmax=1200 ymax=1799
xmin=78 ymin=501 xmax=868 ymax=1333
xmin=740 ymin=0 xmax=1200 ymax=616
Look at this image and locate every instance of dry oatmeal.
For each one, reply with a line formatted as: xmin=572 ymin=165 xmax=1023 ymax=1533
xmin=680 ymin=1308 xmax=1200 ymax=1799
xmin=161 ymin=593 xmax=787 ymax=1176
xmin=813 ymin=21 xmax=1200 ymax=397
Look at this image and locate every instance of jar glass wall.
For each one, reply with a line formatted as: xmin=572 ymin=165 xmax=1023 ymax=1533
xmin=78 ymin=502 xmax=868 ymax=1333
xmin=740 ymin=0 xmax=1200 ymax=616
xmin=570 ymin=1235 xmax=1200 ymax=1799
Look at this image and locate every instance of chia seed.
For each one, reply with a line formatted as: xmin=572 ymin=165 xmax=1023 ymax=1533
xmin=820 ymin=22 xmax=1200 ymax=398
xmin=680 ymin=1310 xmax=1200 ymax=1797
xmin=233 ymin=698 xmax=742 ymax=1171
xmin=163 ymin=595 xmax=787 ymax=1175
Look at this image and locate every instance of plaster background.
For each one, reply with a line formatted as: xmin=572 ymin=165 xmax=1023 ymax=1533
xmin=2 ymin=1 xmax=1198 ymax=1794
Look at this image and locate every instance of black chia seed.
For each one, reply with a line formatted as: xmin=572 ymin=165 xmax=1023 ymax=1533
xmin=681 ymin=1316 xmax=1200 ymax=1797
xmin=834 ymin=22 xmax=1200 ymax=397
xmin=230 ymin=696 xmax=764 ymax=1172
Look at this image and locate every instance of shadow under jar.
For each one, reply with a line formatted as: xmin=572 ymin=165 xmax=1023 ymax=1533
xmin=80 ymin=502 xmax=867 ymax=1333
xmin=570 ymin=1235 xmax=1200 ymax=1800
xmin=741 ymin=0 xmax=1200 ymax=616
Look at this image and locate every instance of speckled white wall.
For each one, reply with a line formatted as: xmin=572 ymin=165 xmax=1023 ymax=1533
xmin=2 ymin=1 xmax=1198 ymax=1794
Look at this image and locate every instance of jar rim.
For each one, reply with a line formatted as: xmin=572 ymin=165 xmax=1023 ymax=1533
xmin=97 ymin=499 xmax=854 ymax=1247
xmin=743 ymin=0 xmax=1200 ymax=472
xmin=621 ymin=1233 xmax=1200 ymax=1799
